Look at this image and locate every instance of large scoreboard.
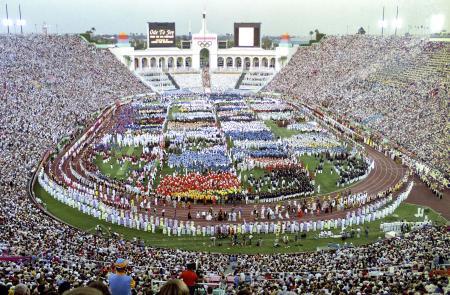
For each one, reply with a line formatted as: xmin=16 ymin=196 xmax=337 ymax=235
xmin=234 ymin=23 xmax=261 ymax=47
xmin=147 ymin=22 xmax=176 ymax=48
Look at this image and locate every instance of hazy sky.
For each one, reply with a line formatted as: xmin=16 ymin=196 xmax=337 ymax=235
xmin=1 ymin=0 xmax=448 ymax=36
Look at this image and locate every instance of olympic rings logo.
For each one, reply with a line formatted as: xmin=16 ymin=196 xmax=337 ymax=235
xmin=197 ymin=41 xmax=212 ymax=48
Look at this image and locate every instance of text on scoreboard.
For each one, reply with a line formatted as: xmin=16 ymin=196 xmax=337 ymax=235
xmin=147 ymin=22 xmax=176 ymax=47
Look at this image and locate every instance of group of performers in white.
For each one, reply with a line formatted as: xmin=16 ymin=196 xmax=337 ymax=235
xmin=39 ymin=167 xmax=413 ymax=237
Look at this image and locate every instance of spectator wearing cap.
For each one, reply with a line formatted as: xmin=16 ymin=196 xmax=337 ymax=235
xmin=108 ymin=259 xmax=135 ymax=295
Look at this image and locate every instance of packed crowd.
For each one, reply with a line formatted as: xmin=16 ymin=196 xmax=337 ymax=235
xmin=267 ymin=35 xmax=449 ymax=183
xmin=1 ymin=35 xmax=448 ymax=294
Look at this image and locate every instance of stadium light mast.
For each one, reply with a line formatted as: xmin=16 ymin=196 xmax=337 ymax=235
xmin=394 ymin=6 xmax=399 ymax=36
xmin=378 ymin=7 xmax=388 ymax=36
xmin=18 ymin=4 xmax=24 ymax=34
xmin=4 ymin=3 xmax=10 ymax=34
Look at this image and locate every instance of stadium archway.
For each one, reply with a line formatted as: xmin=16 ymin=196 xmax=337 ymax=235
xmin=134 ymin=58 xmax=139 ymax=70
xmin=270 ymin=57 xmax=276 ymax=68
xmin=252 ymin=57 xmax=259 ymax=68
xmin=262 ymin=57 xmax=268 ymax=68
xmin=217 ymin=57 xmax=224 ymax=68
xmin=235 ymin=57 xmax=242 ymax=68
xmin=177 ymin=57 xmax=184 ymax=68
xmin=159 ymin=57 xmax=166 ymax=69
xmin=226 ymin=57 xmax=233 ymax=67
xmin=185 ymin=57 xmax=192 ymax=68
xmin=142 ymin=58 xmax=148 ymax=69
xmin=244 ymin=57 xmax=251 ymax=70
xmin=168 ymin=57 xmax=174 ymax=68
xmin=150 ymin=57 xmax=157 ymax=68
xmin=200 ymin=48 xmax=210 ymax=68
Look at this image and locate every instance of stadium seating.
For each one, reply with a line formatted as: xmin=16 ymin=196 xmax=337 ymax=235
xmin=266 ymin=35 xmax=449 ymax=180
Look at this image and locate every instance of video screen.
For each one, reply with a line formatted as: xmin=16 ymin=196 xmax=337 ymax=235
xmin=148 ymin=22 xmax=175 ymax=47
xmin=234 ymin=23 xmax=261 ymax=47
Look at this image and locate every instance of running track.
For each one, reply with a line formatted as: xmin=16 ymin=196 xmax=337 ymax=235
xmin=49 ymin=113 xmax=416 ymax=225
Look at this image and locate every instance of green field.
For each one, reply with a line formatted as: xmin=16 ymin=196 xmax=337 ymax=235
xmin=239 ymin=167 xmax=270 ymax=192
xmin=299 ymin=154 xmax=355 ymax=195
xmin=264 ymin=120 xmax=301 ymax=138
xmin=168 ymin=105 xmax=184 ymax=121
xmin=94 ymin=145 xmax=144 ymax=181
xmin=34 ymin=182 xmax=447 ymax=254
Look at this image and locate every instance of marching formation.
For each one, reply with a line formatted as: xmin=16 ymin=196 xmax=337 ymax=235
xmin=38 ymin=90 xmax=377 ymax=238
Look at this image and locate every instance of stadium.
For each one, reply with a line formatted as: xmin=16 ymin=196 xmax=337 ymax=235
xmin=1 ymin=0 xmax=449 ymax=294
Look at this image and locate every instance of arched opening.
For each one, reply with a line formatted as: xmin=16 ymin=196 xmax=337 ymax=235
xmin=226 ymin=57 xmax=233 ymax=67
xmin=134 ymin=58 xmax=139 ymax=70
xmin=262 ymin=57 xmax=268 ymax=68
xmin=142 ymin=58 xmax=148 ymax=69
xmin=177 ymin=57 xmax=184 ymax=68
xmin=217 ymin=57 xmax=224 ymax=68
xmin=150 ymin=57 xmax=157 ymax=68
xmin=252 ymin=57 xmax=259 ymax=68
xmin=159 ymin=57 xmax=166 ymax=68
xmin=270 ymin=57 xmax=276 ymax=68
xmin=235 ymin=57 xmax=242 ymax=68
xmin=185 ymin=57 xmax=192 ymax=68
xmin=200 ymin=48 xmax=210 ymax=68
xmin=244 ymin=57 xmax=251 ymax=70
xmin=168 ymin=57 xmax=174 ymax=68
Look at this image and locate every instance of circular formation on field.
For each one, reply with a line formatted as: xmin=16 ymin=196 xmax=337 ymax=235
xmin=38 ymin=93 xmax=407 ymax=237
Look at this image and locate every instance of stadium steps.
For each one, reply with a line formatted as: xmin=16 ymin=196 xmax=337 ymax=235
xmin=238 ymin=70 xmax=275 ymax=91
xmin=166 ymin=73 xmax=180 ymax=90
xmin=138 ymin=71 xmax=178 ymax=92
xmin=235 ymin=72 xmax=246 ymax=89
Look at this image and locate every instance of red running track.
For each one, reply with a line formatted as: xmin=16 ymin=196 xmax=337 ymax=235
xmin=50 ymin=120 xmax=411 ymax=225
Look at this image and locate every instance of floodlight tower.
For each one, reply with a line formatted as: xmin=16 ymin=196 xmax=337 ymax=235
xmin=18 ymin=4 xmax=23 ymax=34
xmin=381 ymin=7 xmax=385 ymax=36
xmin=378 ymin=8 xmax=388 ymax=36
xmin=394 ymin=6 xmax=399 ymax=36
xmin=5 ymin=3 xmax=10 ymax=34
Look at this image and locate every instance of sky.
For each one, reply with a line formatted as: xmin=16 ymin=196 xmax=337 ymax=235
xmin=0 ymin=0 xmax=448 ymax=36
